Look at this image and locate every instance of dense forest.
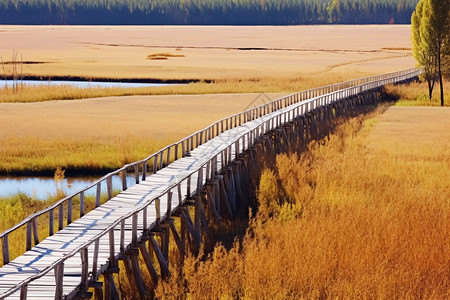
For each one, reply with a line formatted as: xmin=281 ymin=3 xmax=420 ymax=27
xmin=0 ymin=0 xmax=418 ymax=25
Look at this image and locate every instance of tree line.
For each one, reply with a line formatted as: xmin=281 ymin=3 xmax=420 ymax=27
xmin=0 ymin=0 xmax=418 ymax=25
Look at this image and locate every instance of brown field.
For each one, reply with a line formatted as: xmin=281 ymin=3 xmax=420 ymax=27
xmin=156 ymin=106 xmax=450 ymax=299
xmin=0 ymin=25 xmax=418 ymax=175
xmin=0 ymin=25 xmax=414 ymax=80
xmin=0 ymin=93 xmax=285 ymax=174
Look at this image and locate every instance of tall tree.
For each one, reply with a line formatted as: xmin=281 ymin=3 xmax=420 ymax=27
xmin=412 ymin=0 xmax=450 ymax=105
xmin=411 ymin=0 xmax=437 ymax=99
xmin=426 ymin=0 xmax=450 ymax=106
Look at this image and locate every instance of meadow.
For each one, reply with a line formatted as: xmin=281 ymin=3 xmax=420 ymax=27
xmin=1 ymin=24 xmax=449 ymax=299
xmin=386 ymin=79 xmax=450 ymax=106
xmin=155 ymin=105 xmax=450 ymax=299
xmin=0 ymin=25 xmax=414 ymax=81
xmin=0 ymin=25 xmax=418 ymax=176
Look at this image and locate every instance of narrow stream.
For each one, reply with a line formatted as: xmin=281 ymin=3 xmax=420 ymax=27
xmin=0 ymin=80 xmax=178 ymax=88
xmin=0 ymin=175 xmax=137 ymax=200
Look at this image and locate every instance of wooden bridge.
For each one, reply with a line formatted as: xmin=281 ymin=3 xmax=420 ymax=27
xmin=0 ymin=69 xmax=420 ymax=299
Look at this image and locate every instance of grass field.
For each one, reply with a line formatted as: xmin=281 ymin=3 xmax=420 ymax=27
xmin=156 ymin=106 xmax=450 ymax=299
xmin=0 ymin=25 xmax=415 ymax=103
xmin=0 ymin=25 xmax=414 ymax=81
xmin=386 ymin=80 xmax=450 ymax=106
xmin=0 ymin=25 xmax=419 ymax=175
xmin=0 ymin=93 xmax=286 ymax=175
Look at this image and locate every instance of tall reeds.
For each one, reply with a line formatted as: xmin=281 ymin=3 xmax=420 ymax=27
xmin=155 ymin=107 xmax=450 ymax=299
xmin=0 ymin=51 xmax=24 ymax=94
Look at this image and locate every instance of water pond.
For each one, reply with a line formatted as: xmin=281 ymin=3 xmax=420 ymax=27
xmin=0 ymin=175 xmax=137 ymax=201
xmin=0 ymin=79 xmax=177 ymax=89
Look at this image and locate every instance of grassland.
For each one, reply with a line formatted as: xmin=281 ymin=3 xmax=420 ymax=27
xmin=385 ymin=79 xmax=450 ymax=106
xmin=155 ymin=106 xmax=450 ymax=299
xmin=0 ymin=25 xmax=416 ymax=104
xmin=0 ymin=25 xmax=419 ymax=175
xmin=0 ymin=93 xmax=286 ymax=175
xmin=0 ymin=25 xmax=414 ymax=81
xmin=0 ymin=25 xmax=415 ymax=103
xmin=0 ymin=75 xmax=355 ymax=103
xmin=0 ymin=24 xmax=428 ymax=177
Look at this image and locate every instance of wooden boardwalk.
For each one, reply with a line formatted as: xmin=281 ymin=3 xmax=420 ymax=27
xmin=0 ymin=69 xmax=420 ymax=299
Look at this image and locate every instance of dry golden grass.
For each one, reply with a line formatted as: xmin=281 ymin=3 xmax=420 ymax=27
xmin=0 ymin=75 xmax=356 ymax=103
xmin=0 ymin=25 xmax=418 ymax=175
xmin=155 ymin=106 xmax=450 ymax=299
xmin=385 ymin=80 xmax=450 ymax=106
xmin=0 ymin=25 xmax=414 ymax=81
xmin=0 ymin=93 xmax=286 ymax=175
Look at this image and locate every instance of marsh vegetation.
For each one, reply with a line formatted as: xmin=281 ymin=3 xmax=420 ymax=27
xmin=156 ymin=106 xmax=450 ymax=299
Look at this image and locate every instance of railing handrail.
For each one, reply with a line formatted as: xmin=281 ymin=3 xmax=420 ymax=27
xmin=0 ymin=68 xmax=421 ymax=298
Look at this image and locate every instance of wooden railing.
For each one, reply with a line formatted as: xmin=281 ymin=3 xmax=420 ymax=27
xmin=0 ymin=68 xmax=420 ymax=299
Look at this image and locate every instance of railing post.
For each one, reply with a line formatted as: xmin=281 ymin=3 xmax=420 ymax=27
xmin=54 ymin=262 xmax=64 ymax=300
xmin=109 ymin=228 xmax=116 ymax=267
xmin=155 ymin=198 xmax=161 ymax=221
xmin=132 ymin=213 xmax=138 ymax=247
xmin=106 ymin=176 xmax=113 ymax=200
xmin=95 ymin=183 xmax=101 ymax=208
xmin=92 ymin=239 xmax=100 ymax=277
xmin=67 ymin=197 xmax=73 ymax=225
xmin=153 ymin=154 xmax=158 ymax=174
xmin=187 ymin=176 xmax=191 ymax=198
xmin=20 ymin=284 xmax=27 ymax=300
xmin=135 ymin=164 xmax=140 ymax=183
xmin=160 ymin=150 xmax=165 ymax=169
xmin=80 ymin=247 xmax=89 ymax=294
xmin=120 ymin=220 xmax=125 ymax=252
xmin=49 ymin=209 xmax=54 ymax=236
xmin=32 ymin=217 xmax=39 ymax=246
xmin=143 ymin=206 xmax=148 ymax=230
xmin=58 ymin=204 xmax=64 ymax=230
xmin=2 ymin=234 xmax=10 ymax=265
xmin=79 ymin=191 xmax=85 ymax=217
xmin=142 ymin=161 xmax=147 ymax=181
xmin=166 ymin=147 xmax=171 ymax=166
xmin=121 ymin=170 xmax=127 ymax=191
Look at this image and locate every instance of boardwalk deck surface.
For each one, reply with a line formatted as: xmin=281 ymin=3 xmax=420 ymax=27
xmin=0 ymin=100 xmax=293 ymax=299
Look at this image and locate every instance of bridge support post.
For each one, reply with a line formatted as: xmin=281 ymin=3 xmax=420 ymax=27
xmin=138 ymin=241 xmax=159 ymax=286
xmin=205 ymin=182 xmax=221 ymax=226
xmin=179 ymin=207 xmax=201 ymax=252
xmin=130 ymin=251 xmax=147 ymax=299
xmin=149 ymin=234 xmax=169 ymax=279
xmin=217 ymin=175 xmax=233 ymax=219
xmin=223 ymin=167 xmax=237 ymax=214
xmin=103 ymin=270 xmax=119 ymax=300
